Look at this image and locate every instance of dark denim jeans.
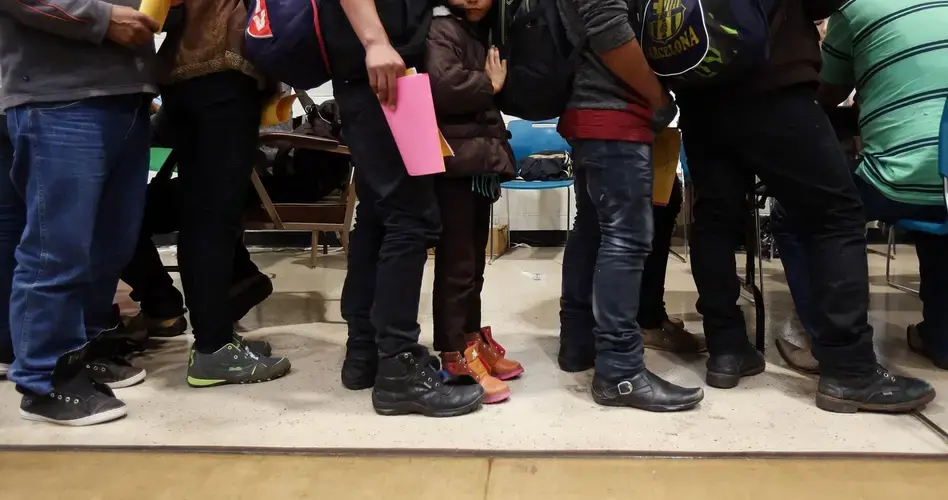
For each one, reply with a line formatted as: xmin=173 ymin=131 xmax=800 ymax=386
xmin=0 ymin=116 xmax=24 ymax=367
xmin=774 ymin=178 xmax=948 ymax=356
xmin=678 ymin=85 xmax=876 ymax=378
xmin=770 ymin=201 xmax=818 ymax=339
xmin=560 ymin=140 xmax=653 ymax=380
xmin=6 ymin=95 xmax=150 ymax=394
xmin=335 ymin=80 xmax=441 ymax=358
xmin=160 ymin=71 xmax=263 ymax=352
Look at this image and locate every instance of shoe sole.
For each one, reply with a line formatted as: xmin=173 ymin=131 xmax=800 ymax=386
xmin=592 ymin=390 xmax=704 ymax=412
xmin=187 ymin=362 xmax=291 ymax=388
xmin=494 ymin=367 xmax=524 ymax=381
xmin=341 ymin=378 xmax=375 ymax=391
xmin=373 ymin=393 xmax=486 ymax=417
xmin=706 ymin=363 xmax=766 ymax=389
xmin=775 ymin=339 xmax=820 ymax=375
xmin=816 ymin=389 xmax=937 ymax=414
xmin=148 ymin=317 xmax=188 ymax=338
xmin=645 ymin=344 xmax=710 ymax=354
xmin=484 ymin=389 xmax=511 ymax=404
xmin=105 ymin=369 xmax=147 ymax=389
xmin=20 ymin=406 xmax=128 ymax=426
xmin=558 ymin=357 xmax=595 ymax=373
xmin=907 ymin=333 xmax=948 ymax=371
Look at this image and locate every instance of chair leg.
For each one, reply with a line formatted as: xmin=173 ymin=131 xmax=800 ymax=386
xmin=505 ymin=191 xmax=511 ymax=256
xmin=339 ymin=229 xmax=350 ymax=255
xmin=310 ymin=231 xmax=319 ymax=269
xmin=489 ymin=202 xmax=495 ymax=265
xmin=884 ymin=228 xmax=920 ymax=295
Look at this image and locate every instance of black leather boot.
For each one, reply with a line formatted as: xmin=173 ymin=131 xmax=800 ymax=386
xmin=706 ymin=347 xmax=766 ymax=389
xmin=557 ymin=343 xmax=595 ymax=373
xmin=817 ymin=365 xmax=935 ymax=413
xmin=592 ymin=370 xmax=704 ymax=412
xmin=372 ymin=346 xmax=485 ymax=417
xmin=341 ymin=346 xmax=378 ymax=391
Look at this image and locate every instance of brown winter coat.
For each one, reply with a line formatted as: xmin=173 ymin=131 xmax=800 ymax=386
xmin=425 ymin=8 xmax=515 ymax=180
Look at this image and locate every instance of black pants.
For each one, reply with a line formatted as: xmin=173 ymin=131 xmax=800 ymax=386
xmin=432 ymin=177 xmax=490 ymax=353
xmin=336 ymin=80 xmax=440 ymax=358
xmin=120 ymin=177 xmax=259 ymax=320
xmin=678 ymin=85 xmax=876 ymax=378
xmin=160 ymin=71 xmax=263 ymax=352
xmin=638 ymin=175 xmax=683 ymax=329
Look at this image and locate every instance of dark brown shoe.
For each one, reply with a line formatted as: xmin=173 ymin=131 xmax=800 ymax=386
xmin=775 ymin=337 xmax=819 ymax=375
xmin=643 ymin=318 xmax=707 ymax=353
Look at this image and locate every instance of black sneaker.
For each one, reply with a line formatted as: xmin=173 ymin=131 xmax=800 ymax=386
xmin=230 ymin=273 xmax=273 ymax=322
xmin=592 ymin=370 xmax=704 ymax=412
xmin=907 ymin=324 xmax=948 ymax=370
xmin=372 ymin=346 xmax=485 ymax=417
xmin=85 ymin=357 xmax=147 ymax=389
xmin=187 ymin=342 xmax=291 ymax=388
xmin=19 ymin=373 xmax=127 ymax=426
xmin=817 ymin=365 xmax=936 ymax=413
xmin=342 ymin=346 xmax=378 ymax=390
xmin=706 ymin=347 xmax=766 ymax=389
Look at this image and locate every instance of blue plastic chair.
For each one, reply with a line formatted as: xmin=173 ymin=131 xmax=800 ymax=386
xmin=885 ymin=98 xmax=948 ymax=294
xmin=491 ymin=119 xmax=575 ymax=261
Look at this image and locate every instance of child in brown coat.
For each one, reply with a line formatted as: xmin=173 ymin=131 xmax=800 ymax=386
xmin=426 ymin=0 xmax=522 ymax=403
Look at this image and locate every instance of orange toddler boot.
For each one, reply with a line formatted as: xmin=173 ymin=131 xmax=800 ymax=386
xmin=441 ymin=347 xmax=510 ymax=404
xmin=466 ymin=327 xmax=524 ymax=381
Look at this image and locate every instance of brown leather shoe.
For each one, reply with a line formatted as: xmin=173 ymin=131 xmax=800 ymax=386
xmin=441 ymin=347 xmax=510 ymax=404
xmin=465 ymin=327 xmax=524 ymax=380
xmin=642 ymin=318 xmax=707 ymax=353
xmin=775 ymin=336 xmax=819 ymax=374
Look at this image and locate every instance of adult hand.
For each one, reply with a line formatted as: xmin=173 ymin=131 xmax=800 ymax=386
xmin=366 ymin=41 xmax=406 ymax=109
xmin=485 ymin=47 xmax=507 ymax=94
xmin=106 ymin=5 xmax=160 ymax=48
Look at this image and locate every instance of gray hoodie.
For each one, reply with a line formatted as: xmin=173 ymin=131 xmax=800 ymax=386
xmin=556 ymin=0 xmax=653 ymax=142
xmin=0 ymin=1 xmax=157 ymax=112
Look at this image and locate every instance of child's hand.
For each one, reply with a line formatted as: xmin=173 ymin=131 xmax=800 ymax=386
xmin=485 ymin=47 xmax=507 ymax=94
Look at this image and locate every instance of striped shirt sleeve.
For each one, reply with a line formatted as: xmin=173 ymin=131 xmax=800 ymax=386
xmin=820 ymin=13 xmax=855 ymax=87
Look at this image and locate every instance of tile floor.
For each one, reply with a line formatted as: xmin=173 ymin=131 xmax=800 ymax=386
xmin=1 ymin=245 xmax=946 ymax=453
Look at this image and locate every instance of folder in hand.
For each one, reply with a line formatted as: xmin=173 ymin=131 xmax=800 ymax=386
xmin=139 ymin=0 xmax=171 ymax=31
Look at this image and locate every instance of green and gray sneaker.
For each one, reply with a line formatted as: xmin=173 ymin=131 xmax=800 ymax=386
xmin=187 ymin=342 xmax=291 ymax=388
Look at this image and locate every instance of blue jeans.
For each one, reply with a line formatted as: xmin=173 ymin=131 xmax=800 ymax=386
xmin=0 ymin=117 xmax=23 ymax=366
xmin=770 ymin=201 xmax=818 ymax=339
xmin=5 ymin=95 xmax=150 ymax=394
xmin=560 ymin=140 xmax=653 ymax=380
xmin=774 ymin=176 xmax=948 ymax=356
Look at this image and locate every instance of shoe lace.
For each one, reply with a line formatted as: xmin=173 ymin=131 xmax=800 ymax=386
xmin=239 ymin=343 xmax=260 ymax=361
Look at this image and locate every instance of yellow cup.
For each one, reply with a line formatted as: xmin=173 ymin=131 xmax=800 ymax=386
xmin=261 ymin=95 xmax=298 ymax=126
xmin=139 ymin=0 xmax=171 ymax=31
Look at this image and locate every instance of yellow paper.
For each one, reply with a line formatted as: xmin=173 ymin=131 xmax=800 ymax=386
xmin=260 ymin=94 xmax=297 ymax=127
xmin=139 ymin=0 xmax=171 ymax=31
xmin=653 ymin=128 xmax=681 ymax=206
xmin=405 ymin=68 xmax=454 ymax=158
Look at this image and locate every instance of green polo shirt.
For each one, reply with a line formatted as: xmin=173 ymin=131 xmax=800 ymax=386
xmin=821 ymin=0 xmax=948 ymax=206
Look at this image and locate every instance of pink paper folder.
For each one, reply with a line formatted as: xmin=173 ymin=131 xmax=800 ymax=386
xmin=382 ymin=73 xmax=446 ymax=176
